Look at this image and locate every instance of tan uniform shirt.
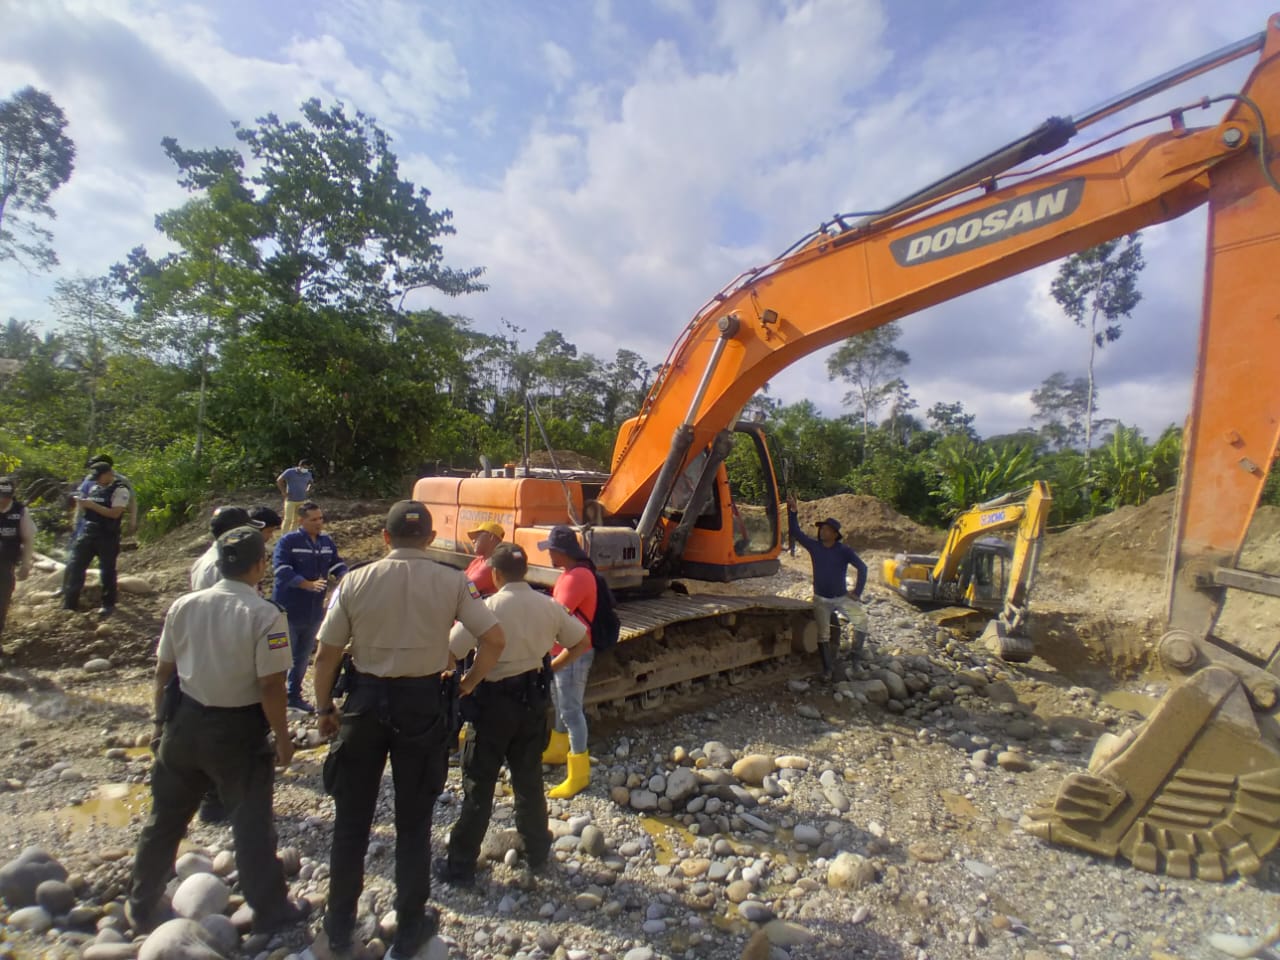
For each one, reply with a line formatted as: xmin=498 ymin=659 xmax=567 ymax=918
xmin=318 ymin=547 xmax=499 ymax=677
xmin=190 ymin=543 xmax=220 ymax=591
xmin=157 ymin=579 xmax=292 ymax=707
xmin=450 ymin=581 xmax=586 ymax=682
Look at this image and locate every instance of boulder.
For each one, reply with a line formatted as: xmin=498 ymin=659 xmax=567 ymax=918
xmin=731 ymin=754 xmax=775 ymax=786
xmin=827 ymin=851 xmax=875 ymax=890
xmin=171 ymin=873 xmax=229 ymax=921
xmin=0 ymin=847 xmax=67 ymax=907
xmin=137 ymin=918 xmax=226 ymax=960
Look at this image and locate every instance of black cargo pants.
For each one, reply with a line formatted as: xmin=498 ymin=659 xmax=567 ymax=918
xmin=0 ymin=561 xmax=14 ymax=637
xmin=322 ymin=673 xmax=449 ymax=944
xmin=446 ymin=671 xmax=551 ymax=871
xmin=62 ymin=527 xmax=120 ymax=609
xmin=130 ymin=697 xmax=290 ymax=919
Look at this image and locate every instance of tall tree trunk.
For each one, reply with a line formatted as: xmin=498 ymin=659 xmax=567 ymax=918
xmin=1083 ymin=264 xmax=1108 ymax=474
xmin=194 ymin=337 xmax=209 ymax=465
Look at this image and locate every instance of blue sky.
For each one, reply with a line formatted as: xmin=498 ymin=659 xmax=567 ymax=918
xmin=0 ymin=0 xmax=1270 ymax=440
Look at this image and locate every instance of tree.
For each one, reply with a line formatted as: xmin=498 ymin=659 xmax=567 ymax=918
xmin=1031 ymin=371 xmax=1090 ymax=450
xmin=0 ymin=87 xmax=75 ymax=270
xmin=51 ymin=276 xmax=127 ymax=455
xmin=926 ymin=401 xmax=976 ymax=440
xmin=826 ymin=324 xmax=910 ymax=456
xmin=1049 ymin=234 xmax=1144 ymax=465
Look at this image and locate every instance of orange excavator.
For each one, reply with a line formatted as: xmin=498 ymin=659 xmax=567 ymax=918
xmin=417 ymin=16 xmax=1280 ymax=877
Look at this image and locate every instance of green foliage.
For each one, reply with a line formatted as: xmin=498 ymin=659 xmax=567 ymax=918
xmin=931 ymin=434 xmax=1038 ymax=517
xmin=1031 ymin=371 xmax=1089 ymax=450
xmin=1089 ymin=423 xmax=1169 ymax=511
xmin=128 ymin=435 xmax=256 ymax=538
xmin=826 ymin=325 xmax=910 ymax=452
xmin=0 ymin=86 xmax=76 ymax=270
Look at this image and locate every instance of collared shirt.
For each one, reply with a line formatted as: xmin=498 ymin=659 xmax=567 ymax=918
xmin=318 ymin=547 xmax=499 ymax=678
xmin=465 ymin=554 xmax=496 ymax=597
xmin=0 ymin=499 xmax=35 ymax=566
xmin=450 ymin=580 xmax=586 ymax=681
xmin=190 ymin=543 xmax=221 ymax=591
xmin=272 ymin=529 xmax=347 ymax=621
xmin=157 ymin=579 xmax=292 ymax=708
xmin=278 ymin=467 xmax=312 ymax=501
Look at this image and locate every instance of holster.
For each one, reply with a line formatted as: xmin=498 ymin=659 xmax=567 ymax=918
xmin=442 ymin=670 xmax=462 ymax=736
xmin=160 ymin=673 xmax=183 ymax=723
xmin=330 ymin=653 xmax=355 ymax=700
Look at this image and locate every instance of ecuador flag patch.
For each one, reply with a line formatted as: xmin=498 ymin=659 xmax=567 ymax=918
xmin=267 ymin=631 xmax=290 ymax=650
xmin=466 ymin=581 xmax=481 ymax=600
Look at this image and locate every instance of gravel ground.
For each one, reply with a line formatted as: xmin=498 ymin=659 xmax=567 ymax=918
xmin=0 ymin=581 xmax=1277 ymax=960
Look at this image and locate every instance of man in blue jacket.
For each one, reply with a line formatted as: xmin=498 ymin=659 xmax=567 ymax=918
xmin=272 ymin=501 xmax=347 ymax=712
xmin=787 ymin=494 xmax=867 ymax=681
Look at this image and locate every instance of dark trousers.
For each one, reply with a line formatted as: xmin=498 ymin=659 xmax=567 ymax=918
xmin=130 ymin=698 xmax=289 ymax=917
xmin=447 ymin=675 xmax=550 ymax=869
xmin=323 ymin=675 xmax=448 ymax=943
xmin=62 ymin=529 xmax=119 ymax=609
xmin=287 ymin=616 xmax=320 ymax=700
xmin=0 ymin=562 xmax=14 ymax=637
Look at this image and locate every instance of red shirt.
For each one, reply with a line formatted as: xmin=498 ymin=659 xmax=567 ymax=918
xmin=551 ymin=564 xmax=596 ymax=653
xmin=465 ymin=554 xmax=496 ymax=597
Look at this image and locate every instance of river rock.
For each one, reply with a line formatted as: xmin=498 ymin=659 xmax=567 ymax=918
xmin=703 ymin=741 xmax=735 ymax=767
xmin=774 ymin=755 xmax=810 ymax=770
xmin=793 ymin=824 xmax=822 ymax=846
xmin=665 ymin=767 xmax=699 ymax=804
xmin=732 ymin=754 xmax=775 ymax=786
xmin=850 ymin=679 xmax=889 ymax=704
xmin=198 ymin=914 xmax=238 ymax=954
xmin=137 ymin=918 xmax=225 ymax=960
xmin=174 ymin=854 xmax=213 ymax=881
xmin=623 ymin=948 xmax=655 ymax=960
xmin=171 ymin=873 xmax=230 ymax=921
xmin=580 ymin=824 xmax=606 ymax=856
xmin=83 ymin=944 xmax=142 ymax=960
xmin=827 ymin=852 xmax=875 ymax=890
xmin=764 ymin=919 xmax=816 ymax=946
xmin=117 ymin=576 xmax=155 ymax=596
xmin=629 ymin=789 xmax=658 ymax=811
xmin=35 ymin=878 xmax=77 ymax=915
xmin=726 ymin=879 xmax=753 ymax=903
xmin=907 ymin=841 xmax=948 ymax=863
xmin=796 ymin=704 xmax=822 ymax=719
xmin=84 ymin=658 xmax=114 ymax=674
xmin=996 ymin=751 xmax=1034 ymax=772
xmin=0 ymin=847 xmax=67 ymax=907
xmin=6 ymin=904 xmax=53 ymax=932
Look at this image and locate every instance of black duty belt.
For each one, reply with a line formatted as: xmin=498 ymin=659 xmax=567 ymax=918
xmin=179 ymin=696 xmax=263 ymax=715
xmin=350 ymin=668 xmax=444 ymax=701
xmin=482 ymin=668 xmax=543 ymax=693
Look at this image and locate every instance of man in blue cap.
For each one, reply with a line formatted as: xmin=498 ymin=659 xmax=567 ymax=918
xmin=787 ymin=494 xmax=867 ymax=680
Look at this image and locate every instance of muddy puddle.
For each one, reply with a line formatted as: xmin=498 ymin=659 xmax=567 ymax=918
xmin=37 ymin=782 xmax=151 ymax=830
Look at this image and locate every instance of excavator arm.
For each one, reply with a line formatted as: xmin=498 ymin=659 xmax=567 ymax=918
xmin=599 ymin=24 xmax=1278 ymax=536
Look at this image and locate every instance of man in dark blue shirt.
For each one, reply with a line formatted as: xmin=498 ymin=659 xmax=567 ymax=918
xmin=787 ymin=494 xmax=868 ymax=680
xmin=272 ymin=501 xmax=347 ymax=712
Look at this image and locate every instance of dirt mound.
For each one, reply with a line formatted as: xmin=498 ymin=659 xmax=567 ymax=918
xmin=794 ymin=494 xmax=942 ymax=554
xmin=1042 ymin=490 xmax=1176 ymax=580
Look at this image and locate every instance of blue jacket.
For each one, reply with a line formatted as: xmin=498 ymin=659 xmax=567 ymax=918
xmin=272 ymin=529 xmax=348 ymax=622
xmin=789 ymin=510 xmax=867 ymax=600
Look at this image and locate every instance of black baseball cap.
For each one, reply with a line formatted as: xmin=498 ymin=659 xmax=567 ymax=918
xmin=386 ymin=500 xmax=432 ymax=538
xmin=89 ymin=462 xmax=113 ymax=479
xmin=217 ymin=526 xmax=266 ymax=576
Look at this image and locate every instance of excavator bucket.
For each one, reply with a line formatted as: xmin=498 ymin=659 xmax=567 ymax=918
xmin=980 ymin=619 xmax=1033 ymax=663
xmin=1026 ymin=666 xmax=1280 ymax=879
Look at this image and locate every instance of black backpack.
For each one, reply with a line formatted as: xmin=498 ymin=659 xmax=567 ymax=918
xmin=588 ymin=571 xmax=621 ymax=652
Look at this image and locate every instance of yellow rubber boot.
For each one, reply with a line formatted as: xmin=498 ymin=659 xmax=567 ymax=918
xmin=541 ymin=729 xmax=569 ymax=766
xmin=548 ymin=751 xmax=590 ymax=800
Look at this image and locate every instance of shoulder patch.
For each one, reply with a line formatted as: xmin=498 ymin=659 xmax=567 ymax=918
xmin=267 ymin=630 xmax=290 ymax=650
xmin=466 ymin=581 xmax=481 ymax=600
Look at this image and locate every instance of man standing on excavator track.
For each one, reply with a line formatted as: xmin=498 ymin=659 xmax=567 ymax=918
xmin=787 ymin=494 xmax=867 ymax=681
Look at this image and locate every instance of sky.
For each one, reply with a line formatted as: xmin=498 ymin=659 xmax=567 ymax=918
xmin=0 ymin=0 xmax=1270 ymax=440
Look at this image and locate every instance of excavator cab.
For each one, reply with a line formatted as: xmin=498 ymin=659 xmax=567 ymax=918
xmin=959 ymin=536 xmax=1012 ymax=606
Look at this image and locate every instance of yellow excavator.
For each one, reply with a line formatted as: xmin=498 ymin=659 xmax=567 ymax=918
xmin=883 ymin=481 xmax=1051 ymax=662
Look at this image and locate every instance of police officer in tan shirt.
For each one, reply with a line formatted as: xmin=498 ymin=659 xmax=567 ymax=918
xmin=437 ymin=542 xmax=590 ymax=885
xmin=128 ymin=526 xmax=302 ymax=936
xmin=310 ymin=501 xmax=505 ymax=960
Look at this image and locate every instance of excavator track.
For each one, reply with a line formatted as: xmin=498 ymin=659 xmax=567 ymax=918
xmin=1026 ymin=666 xmax=1280 ymax=879
xmin=584 ymin=594 xmax=818 ymax=718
